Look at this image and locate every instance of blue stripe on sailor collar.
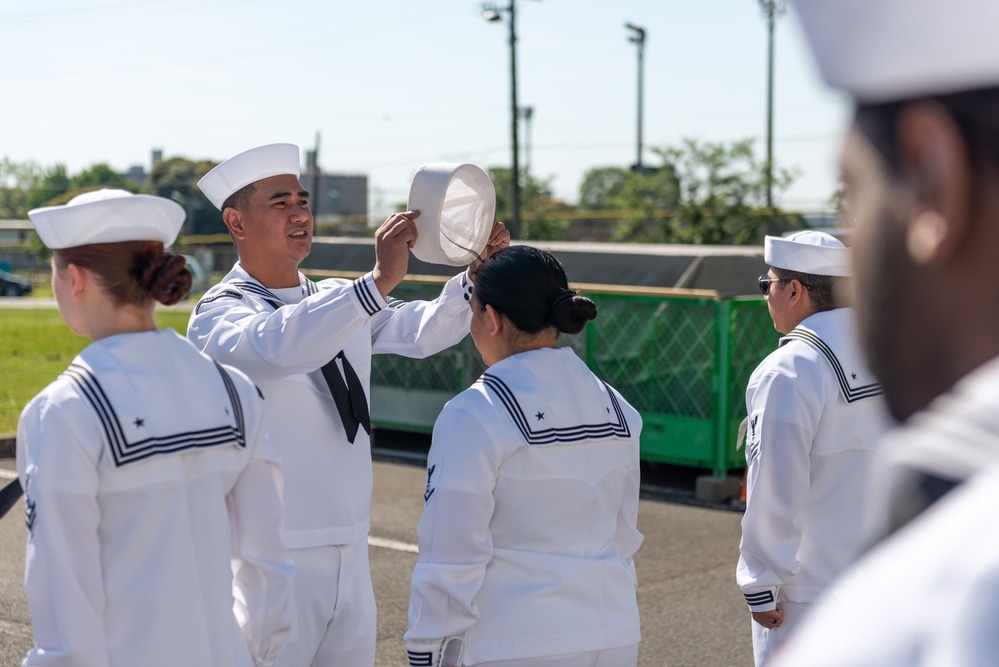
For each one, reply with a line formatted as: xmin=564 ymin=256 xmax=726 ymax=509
xmin=477 ymin=372 xmax=631 ymax=445
xmin=230 ymin=279 xmax=285 ymax=308
xmin=62 ymin=362 xmax=247 ymax=468
xmin=780 ymin=328 xmax=883 ymax=403
xmin=231 ymin=274 xmax=319 ymax=309
xmin=209 ymin=271 xmax=383 ymax=316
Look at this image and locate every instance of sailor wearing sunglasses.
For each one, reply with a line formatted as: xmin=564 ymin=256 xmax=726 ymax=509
xmin=737 ymin=230 xmax=890 ymax=666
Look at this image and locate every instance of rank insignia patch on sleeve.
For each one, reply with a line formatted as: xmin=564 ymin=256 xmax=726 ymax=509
xmin=424 ymin=464 xmax=437 ymax=504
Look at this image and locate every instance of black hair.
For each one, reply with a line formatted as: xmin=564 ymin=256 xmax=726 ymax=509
xmin=221 ymin=182 xmax=255 ymax=212
xmin=770 ymin=266 xmax=843 ymax=312
xmin=473 ymin=245 xmax=597 ymax=335
xmin=855 ymin=85 xmax=999 ymax=177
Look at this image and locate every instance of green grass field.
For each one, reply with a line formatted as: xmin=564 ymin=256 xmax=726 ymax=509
xmin=0 ymin=308 xmax=191 ymax=434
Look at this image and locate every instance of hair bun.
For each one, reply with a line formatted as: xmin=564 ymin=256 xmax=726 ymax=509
xmin=552 ymin=289 xmax=597 ymax=334
xmin=139 ymin=252 xmax=192 ymax=305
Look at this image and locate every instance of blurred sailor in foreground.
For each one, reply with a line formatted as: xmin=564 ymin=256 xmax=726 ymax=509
xmin=737 ymin=231 xmax=889 ymax=665
xmin=19 ymin=189 xmax=293 ymax=666
xmin=769 ymin=1 xmax=999 ymax=664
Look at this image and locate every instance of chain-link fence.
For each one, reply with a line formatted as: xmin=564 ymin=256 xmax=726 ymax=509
xmin=357 ymin=277 xmax=778 ymax=477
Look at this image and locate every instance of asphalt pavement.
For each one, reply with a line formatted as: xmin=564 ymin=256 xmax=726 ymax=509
xmin=0 ymin=456 xmax=752 ymax=667
xmin=0 ymin=292 xmax=753 ymax=665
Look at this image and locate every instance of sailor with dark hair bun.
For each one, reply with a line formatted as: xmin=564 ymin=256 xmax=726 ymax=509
xmin=16 ymin=189 xmax=294 ymax=667
xmin=404 ymin=245 xmax=643 ymax=667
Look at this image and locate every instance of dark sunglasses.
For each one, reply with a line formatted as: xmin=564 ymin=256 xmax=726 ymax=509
xmin=758 ymin=275 xmax=789 ymax=294
xmin=757 ymin=274 xmax=813 ymax=295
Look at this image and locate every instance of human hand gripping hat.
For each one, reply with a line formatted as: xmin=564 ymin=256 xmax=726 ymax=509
xmin=792 ymin=0 xmax=999 ymax=103
xmin=198 ymin=143 xmax=301 ymax=210
xmin=765 ymin=230 xmax=850 ymax=277
xmin=406 ymin=162 xmax=496 ymax=266
xmin=28 ymin=189 xmax=185 ymax=250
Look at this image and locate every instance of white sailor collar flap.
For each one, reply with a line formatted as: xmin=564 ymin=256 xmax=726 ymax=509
xmin=779 ymin=324 xmax=882 ymax=403
xmin=65 ymin=355 xmax=246 ymax=468
xmin=475 ymin=350 xmax=632 ymax=445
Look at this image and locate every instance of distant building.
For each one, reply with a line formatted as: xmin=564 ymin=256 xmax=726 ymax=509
xmin=304 ymin=150 xmax=368 ymax=220
xmin=123 ymin=165 xmax=147 ymax=188
xmin=0 ymin=220 xmax=32 ymax=244
xmin=121 ymin=149 xmax=162 ymax=189
xmin=119 ymin=148 xmax=368 ymax=222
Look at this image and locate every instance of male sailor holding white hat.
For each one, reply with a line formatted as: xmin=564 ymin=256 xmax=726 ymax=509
xmin=762 ymin=1 xmax=999 ymax=665
xmin=737 ymin=230 xmax=889 ymax=666
xmin=188 ymin=143 xmax=508 ymax=667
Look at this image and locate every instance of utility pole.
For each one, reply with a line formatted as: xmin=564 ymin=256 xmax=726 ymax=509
xmin=484 ymin=0 xmax=538 ymax=239
xmin=625 ymin=23 xmax=646 ymax=171
xmin=759 ymin=1 xmax=785 ymax=214
xmin=507 ymin=0 xmax=521 ymax=239
xmin=521 ymin=106 xmax=534 ymax=175
xmin=312 ymin=130 xmax=321 ymax=218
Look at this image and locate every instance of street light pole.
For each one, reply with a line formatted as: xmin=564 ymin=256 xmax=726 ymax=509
xmin=508 ymin=0 xmax=521 ymax=239
xmin=485 ymin=1 xmax=538 ymax=239
xmin=625 ymin=23 xmax=646 ymax=171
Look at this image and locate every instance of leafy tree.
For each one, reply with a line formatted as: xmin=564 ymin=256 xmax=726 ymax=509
xmin=658 ymin=138 xmax=800 ymax=245
xmin=0 ymin=157 xmax=43 ymax=219
xmin=72 ymin=163 xmax=131 ymax=190
xmin=578 ymin=139 xmax=801 ymax=244
xmin=144 ymin=157 xmax=223 ymax=235
xmin=26 ymin=162 xmax=135 ymax=211
xmin=25 ymin=164 xmax=70 ymax=210
xmin=489 ymin=167 xmax=572 ymax=241
xmin=576 ymin=164 xmax=680 ymax=243
xmin=578 ymin=167 xmax=630 ymax=210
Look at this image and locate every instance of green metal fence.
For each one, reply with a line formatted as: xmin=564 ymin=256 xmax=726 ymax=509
xmin=353 ymin=275 xmax=779 ymax=477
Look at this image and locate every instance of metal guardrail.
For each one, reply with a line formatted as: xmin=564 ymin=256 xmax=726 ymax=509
xmin=307 ymin=270 xmax=779 ymax=477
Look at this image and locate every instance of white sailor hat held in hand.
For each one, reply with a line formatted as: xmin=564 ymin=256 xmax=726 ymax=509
xmin=198 ymin=143 xmax=301 ymax=210
xmin=792 ymin=0 xmax=999 ymax=104
xmin=407 ymin=162 xmax=496 ymax=266
xmin=28 ymin=189 xmax=186 ymax=250
xmin=765 ymin=230 xmax=851 ymax=277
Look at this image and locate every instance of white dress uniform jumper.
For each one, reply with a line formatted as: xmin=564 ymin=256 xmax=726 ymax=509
xmin=737 ymin=308 xmax=890 ymax=665
xmin=405 ymin=347 xmax=643 ymax=667
xmin=189 ymin=262 xmax=473 ymax=666
xmin=16 ymin=329 xmax=294 ymax=667
xmin=770 ymin=357 xmax=999 ymax=666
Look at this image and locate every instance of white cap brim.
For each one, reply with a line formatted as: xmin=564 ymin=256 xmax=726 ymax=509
xmin=198 ymin=143 xmax=301 ymax=209
xmin=28 ymin=189 xmax=185 ymax=250
xmin=407 ymin=163 xmax=496 ymax=266
xmin=793 ymin=0 xmax=999 ymax=103
xmin=765 ymin=231 xmax=851 ymax=277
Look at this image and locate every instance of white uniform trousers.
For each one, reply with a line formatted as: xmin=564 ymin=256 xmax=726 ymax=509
xmin=275 ymin=539 xmax=377 ymax=667
xmin=472 ymin=645 xmax=639 ymax=667
xmin=751 ymin=600 xmax=811 ymax=667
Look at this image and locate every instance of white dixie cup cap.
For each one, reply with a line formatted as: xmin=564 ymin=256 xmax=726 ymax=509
xmin=28 ymin=189 xmax=185 ymax=250
xmin=406 ymin=163 xmax=496 ymax=266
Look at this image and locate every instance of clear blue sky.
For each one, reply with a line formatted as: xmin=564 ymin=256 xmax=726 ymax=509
xmin=1 ymin=0 xmax=850 ymax=218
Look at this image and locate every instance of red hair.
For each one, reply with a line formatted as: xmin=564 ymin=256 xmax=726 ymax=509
xmin=53 ymin=241 xmax=192 ymax=306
